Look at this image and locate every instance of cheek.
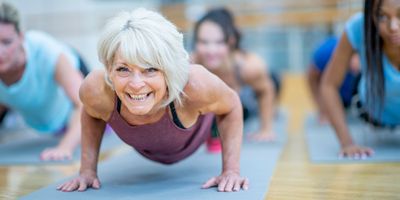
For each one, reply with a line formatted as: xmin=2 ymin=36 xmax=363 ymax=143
xmin=378 ymin=23 xmax=390 ymax=36
xmin=152 ymin=76 xmax=168 ymax=96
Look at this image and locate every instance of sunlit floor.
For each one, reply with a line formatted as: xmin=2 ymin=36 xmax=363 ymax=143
xmin=0 ymin=74 xmax=399 ymax=200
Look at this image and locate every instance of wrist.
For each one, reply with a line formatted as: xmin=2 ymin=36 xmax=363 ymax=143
xmin=80 ymin=168 xmax=97 ymax=176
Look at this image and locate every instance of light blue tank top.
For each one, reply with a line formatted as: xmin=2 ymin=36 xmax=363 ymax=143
xmin=346 ymin=13 xmax=400 ymax=125
xmin=0 ymin=31 xmax=79 ymax=133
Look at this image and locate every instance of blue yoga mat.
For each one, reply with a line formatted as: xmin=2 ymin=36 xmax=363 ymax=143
xmin=305 ymin=114 xmax=400 ymax=163
xmin=21 ymin=117 xmax=288 ymax=200
xmin=0 ymin=131 xmax=122 ymax=165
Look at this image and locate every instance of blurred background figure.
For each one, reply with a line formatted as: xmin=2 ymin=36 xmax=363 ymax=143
xmin=320 ymin=0 xmax=400 ymax=158
xmin=0 ymin=1 xmax=88 ymax=161
xmin=192 ymin=8 xmax=281 ymax=148
xmin=307 ymin=36 xmax=360 ymax=124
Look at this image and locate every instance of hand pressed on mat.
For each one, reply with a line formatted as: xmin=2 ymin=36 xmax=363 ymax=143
xmin=57 ymin=171 xmax=101 ymax=192
xmin=202 ymin=171 xmax=249 ymax=192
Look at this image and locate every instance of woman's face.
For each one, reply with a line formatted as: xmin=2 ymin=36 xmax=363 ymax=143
xmin=195 ymin=21 xmax=230 ymax=70
xmin=375 ymin=0 xmax=400 ymax=46
xmin=0 ymin=23 xmax=23 ymax=73
xmin=109 ymin=51 xmax=167 ymax=116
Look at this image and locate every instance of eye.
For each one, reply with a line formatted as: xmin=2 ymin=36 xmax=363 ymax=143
xmin=377 ymin=12 xmax=389 ymax=22
xmin=1 ymin=39 xmax=13 ymax=46
xmin=116 ymin=66 xmax=129 ymax=72
xmin=145 ymin=68 xmax=158 ymax=73
xmin=115 ymin=66 xmax=130 ymax=77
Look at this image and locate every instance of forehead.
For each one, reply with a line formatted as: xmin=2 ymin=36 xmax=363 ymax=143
xmin=112 ymin=48 xmax=158 ymax=70
xmin=197 ymin=21 xmax=224 ymax=40
xmin=0 ymin=23 xmax=18 ymax=38
xmin=380 ymin=0 xmax=400 ymax=10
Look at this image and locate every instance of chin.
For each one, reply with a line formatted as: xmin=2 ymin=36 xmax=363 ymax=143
xmin=127 ymin=106 xmax=153 ymax=116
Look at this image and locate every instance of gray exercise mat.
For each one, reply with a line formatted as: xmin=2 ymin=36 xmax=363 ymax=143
xmin=0 ymin=131 xmax=122 ymax=165
xmin=21 ymin=118 xmax=288 ymax=200
xmin=305 ymin=114 xmax=400 ymax=163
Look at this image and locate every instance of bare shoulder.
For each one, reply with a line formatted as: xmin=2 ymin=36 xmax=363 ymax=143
xmin=240 ymin=52 xmax=268 ymax=83
xmin=183 ymin=64 xmax=234 ymax=112
xmin=79 ymin=69 xmax=114 ymax=120
xmin=183 ymin=64 xmax=215 ymax=102
xmin=243 ymin=52 xmax=267 ymax=75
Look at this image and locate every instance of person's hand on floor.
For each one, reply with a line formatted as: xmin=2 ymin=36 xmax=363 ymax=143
xmin=57 ymin=171 xmax=101 ymax=192
xmin=40 ymin=145 xmax=73 ymax=161
xmin=202 ymin=171 xmax=249 ymax=192
xmin=339 ymin=144 xmax=374 ymax=159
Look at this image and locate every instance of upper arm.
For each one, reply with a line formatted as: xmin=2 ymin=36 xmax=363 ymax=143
xmin=321 ymin=32 xmax=355 ymax=89
xmin=242 ymin=54 xmax=273 ymax=95
xmin=54 ymin=53 xmax=84 ymax=106
xmin=184 ymin=65 xmax=239 ymax=116
xmin=79 ymin=70 xmax=114 ymax=121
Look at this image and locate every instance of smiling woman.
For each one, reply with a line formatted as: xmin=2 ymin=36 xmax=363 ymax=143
xmin=57 ymin=8 xmax=249 ymax=193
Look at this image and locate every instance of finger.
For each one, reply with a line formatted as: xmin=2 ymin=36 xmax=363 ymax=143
xmin=352 ymin=153 xmax=360 ymax=160
xmin=60 ymin=181 xmax=74 ymax=192
xmin=78 ymin=179 xmax=88 ymax=192
xmin=57 ymin=182 xmax=67 ymax=190
xmin=223 ymin=178 xmax=235 ymax=192
xmin=202 ymin=177 xmax=217 ymax=189
xmin=92 ymin=179 xmax=101 ymax=189
xmin=365 ymin=148 xmax=374 ymax=156
xmin=40 ymin=149 xmax=50 ymax=161
xmin=242 ymin=178 xmax=249 ymax=190
xmin=218 ymin=178 xmax=228 ymax=192
xmin=233 ymin=180 xmax=241 ymax=192
xmin=66 ymin=179 xmax=79 ymax=192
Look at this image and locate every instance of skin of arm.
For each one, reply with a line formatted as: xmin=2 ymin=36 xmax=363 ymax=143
xmin=307 ymin=65 xmax=328 ymax=123
xmin=40 ymin=53 xmax=84 ymax=160
xmin=58 ymin=69 xmax=113 ymax=191
xmin=185 ymin=64 xmax=248 ymax=192
xmin=320 ymin=32 xmax=373 ymax=158
xmin=243 ymin=54 xmax=276 ymax=140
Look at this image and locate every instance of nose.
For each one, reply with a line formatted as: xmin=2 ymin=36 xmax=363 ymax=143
xmin=128 ymin=73 xmax=146 ymax=91
xmin=389 ymin=18 xmax=400 ymax=32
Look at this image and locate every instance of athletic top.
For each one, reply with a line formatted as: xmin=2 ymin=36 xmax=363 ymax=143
xmin=107 ymin=96 xmax=214 ymax=164
xmin=346 ymin=13 xmax=400 ymax=125
xmin=0 ymin=31 xmax=80 ymax=133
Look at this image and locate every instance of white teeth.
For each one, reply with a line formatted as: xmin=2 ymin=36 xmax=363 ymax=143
xmin=128 ymin=93 xmax=148 ymax=101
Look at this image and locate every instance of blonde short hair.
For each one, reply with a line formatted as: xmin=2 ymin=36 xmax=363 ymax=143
xmin=98 ymin=8 xmax=189 ymax=106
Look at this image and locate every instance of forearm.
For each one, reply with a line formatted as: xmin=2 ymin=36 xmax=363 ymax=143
xmin=308 ymin=72 xmax=326 ymax=113
xmin=257 ymin=84 xmax=275 ymax=132
xmin=217 ymin=95 xmax=243 ymax=173
xmin=320 ymin=83 xmax=353 ymax=147
xmin=80 ymin=109 xmax=106 ymax=174
xmin=58 ymin=107 xmax=82 ymax=150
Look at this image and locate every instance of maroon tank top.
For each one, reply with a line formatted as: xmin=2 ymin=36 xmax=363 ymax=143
xmin=107 ymin=96 xmax=214 ymax=164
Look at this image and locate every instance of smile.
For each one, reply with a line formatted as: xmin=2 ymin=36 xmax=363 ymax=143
xmin=127 ymin=92 xmax=151 ymax=101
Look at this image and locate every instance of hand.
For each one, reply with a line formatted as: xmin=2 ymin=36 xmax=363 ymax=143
xmin=202 ymin=171 xmax=249 ymax=192
xmin=248 ymin=129 xmax=276 ymax=142
xmin=40 ymin=145 xmax=74 ymax=161
xmin=57 ymin=171 xmax=101 ymax=192
xmin=339 ymin=144 xmax=374 ymax=159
